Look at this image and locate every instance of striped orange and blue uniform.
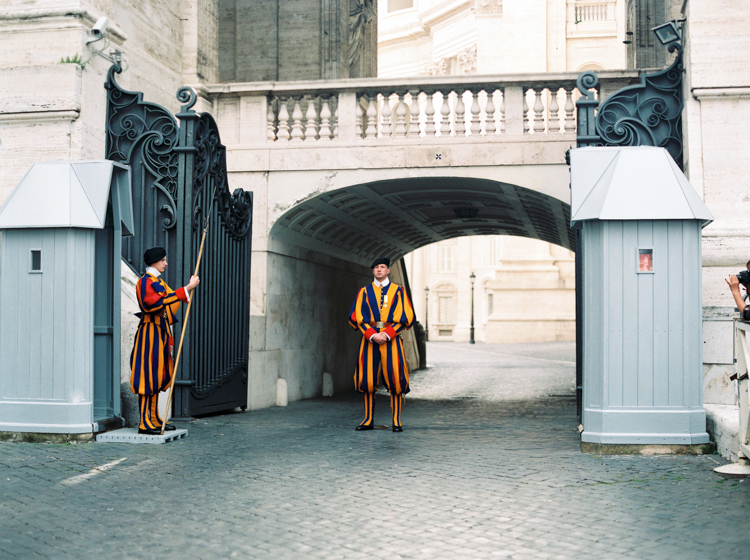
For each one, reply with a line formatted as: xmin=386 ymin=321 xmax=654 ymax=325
xmin=130 ymin=273 xmax=188 ymax=430
xmin=348 ymin=282 xmax=415 ymax=397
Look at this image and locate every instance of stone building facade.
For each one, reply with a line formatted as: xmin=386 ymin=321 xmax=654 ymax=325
xmin=218 ymin=0 xmax=377 ymax=82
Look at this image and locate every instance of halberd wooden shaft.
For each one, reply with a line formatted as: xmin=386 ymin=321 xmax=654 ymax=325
xmin=160 ymin=223 xmax=209 ymax=435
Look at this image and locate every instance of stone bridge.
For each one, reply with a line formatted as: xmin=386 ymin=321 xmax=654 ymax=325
xmin=204 ymin=71 xmax=640 ymax=409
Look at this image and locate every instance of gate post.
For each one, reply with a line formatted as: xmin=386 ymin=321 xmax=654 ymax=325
xmin=172 ymin=88 xmax=200 ymax=419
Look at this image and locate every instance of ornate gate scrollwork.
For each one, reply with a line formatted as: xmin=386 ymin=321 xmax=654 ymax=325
xmin=105 ymin=64 xmax=252 ymax=416
xmin=575 ymin=43 xmax=684 ymax=169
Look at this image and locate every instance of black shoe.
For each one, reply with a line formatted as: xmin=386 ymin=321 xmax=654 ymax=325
xmin=355 ymin=424 xmax=374 ymax=431
xmin=162 ymin=424 xmax=177 ymax=431
xmin=392 ymin=426 xmax=403 ymax=432
xmin=138 ymin=427 xmax=161 ymax=435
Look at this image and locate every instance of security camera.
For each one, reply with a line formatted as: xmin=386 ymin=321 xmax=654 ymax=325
xmin=90 ymin=16 xmax=109 ymax=39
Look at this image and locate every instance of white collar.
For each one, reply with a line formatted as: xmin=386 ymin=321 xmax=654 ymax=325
xmin=146 ymin=266 xmax=161 ymax=278
xmin=374 ymin=278 xmax=390 ymax=288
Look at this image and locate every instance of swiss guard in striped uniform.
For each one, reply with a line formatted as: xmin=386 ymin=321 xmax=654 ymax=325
xmin=348 ymin=257 xmax=415 ymax=432
xmin=130 ymin=247 xmax=199 ymax=435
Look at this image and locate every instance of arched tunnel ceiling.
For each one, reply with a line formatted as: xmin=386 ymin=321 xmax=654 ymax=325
xmin=270 ymin=177 xmax=574 ymax=265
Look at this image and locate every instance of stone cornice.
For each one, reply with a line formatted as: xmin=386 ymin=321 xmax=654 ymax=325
xmin=691 ymin=87 xmax=750 ymax=100
xmin=204 ymin=69 xmax=642 ymax=96
xmin=0 ymin=7 xmax=127 ymax=42
xmin=0 ymin=110 xmax=80 ymax=123
xmin=421 ymin=0 xmax=474 ymax=30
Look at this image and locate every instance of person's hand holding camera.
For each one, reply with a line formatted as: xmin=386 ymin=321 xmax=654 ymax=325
xmin=727 ymin=265 xmax=750 ymax=320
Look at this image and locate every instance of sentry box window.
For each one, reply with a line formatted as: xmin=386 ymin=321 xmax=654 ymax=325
xmin=30 ymin=249 xmax=42 ymax=273
xmin=637 ymin=248 xmax=653 ymax=273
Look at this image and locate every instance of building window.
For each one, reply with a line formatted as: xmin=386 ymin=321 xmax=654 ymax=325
xmin=484 ymin=237 xmax=497 ymax=267
xmin=487 ymin=292 xmax=494 ymax=316
xmin=439 ymin=246 xmax=454 ymax=272
xmin=438 ymin=295 xmax=455 ymax=323
xmin=637 ymin=248 xmax=654 ymax=273
xmin=30 ymin=249 xmax=42 ymax=273
xmin=387 ymin=0 xmax=413 ymax=13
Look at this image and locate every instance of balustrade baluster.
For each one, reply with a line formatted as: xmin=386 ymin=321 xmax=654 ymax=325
xmin=365 ymin=95 xmax=378 ymax=139
xmin=381 ymin=93 xmax=393 ymax=137
xmin=305 ymin=97 xmax=318 ymax=140
xmin=290 ymin=98 xmax=304 ymax=141
xmin=409 ymin=90 xmax=421 ymax=138
xmin=424 ymin=91 xmax=436 ymax=137
xmin=277 ymin=98 xmax=290 ymax=141
xmin=523 ymin=90 xmax=530 ymax=133
xmin=564 ymin=88 xmax=576 ymax=132
xmin=440 ymin=92 xmax=452 ymax=136
xmin=355 ymin=97 xmax=363 ymax=138
xmin=498 ymin=91 xmax=506 ymax=133
xmin=549 ymin=89 xmax=560 ymax=134
xmin=331 ymin=96 xmax=338 ymax=139
xmin=485 ymin=90 xmax=496 ymax=135
xmin=267 ymin=99 xmax=276 ymax=141
xmin=394 ymin=93 xmax=408 ymax=137
xmin=319 ymin=98 xmax=332 ymax=140
xmin=455 ymin=91 xmax=466 ymax=136
xmin=470 ymin=91 xmax=481 ymax=135
xmin=533 ymin=90 xmax=545 ymax=133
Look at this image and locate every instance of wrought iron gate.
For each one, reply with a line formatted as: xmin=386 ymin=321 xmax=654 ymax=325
xmin=105 ymin=64 xmax=252 ymax=416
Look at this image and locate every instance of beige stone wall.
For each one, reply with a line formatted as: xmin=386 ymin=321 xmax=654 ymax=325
xmin=682 ymin=0 xmax=750 ymax=404
xmin=0 ymin=0 xmax=217 ymax=204
xmin=405 ymin=235 xmax=575 ymax=344
xmin=248 ymin=239 xmax=374 ymax=409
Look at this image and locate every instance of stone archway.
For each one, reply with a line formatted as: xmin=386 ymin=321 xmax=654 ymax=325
xmin=246 ymin=175 xmax=574 ymax=410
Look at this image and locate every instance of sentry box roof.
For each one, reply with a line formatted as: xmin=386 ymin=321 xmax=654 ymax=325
xmin=569 ymin=146 xmax=713 ymax=226
xmin=0 ymin=160 xmax=133 ymax=235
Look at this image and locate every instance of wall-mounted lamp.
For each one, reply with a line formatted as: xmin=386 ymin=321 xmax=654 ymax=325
xmin=652 ymin=20 xmax=683 ymax=45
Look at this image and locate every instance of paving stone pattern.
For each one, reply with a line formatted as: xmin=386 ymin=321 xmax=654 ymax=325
xmin=1 ymin=342 xmax=748 ymax=560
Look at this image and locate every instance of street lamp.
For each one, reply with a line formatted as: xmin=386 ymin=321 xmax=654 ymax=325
xmin=469 ymin=272 xmax=476 ymax=344
xmin=424 ymin=286 xmax=430 ymax=342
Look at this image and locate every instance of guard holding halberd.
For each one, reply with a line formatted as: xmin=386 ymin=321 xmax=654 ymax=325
xmin=348 ymin=257 xmax=415 ymax=432
xmin=130 ymin=247 xmax=199 ymax=435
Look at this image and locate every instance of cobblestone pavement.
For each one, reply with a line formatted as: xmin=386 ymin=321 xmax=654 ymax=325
xmin=1 ymin=342 xmax=749 ymax=560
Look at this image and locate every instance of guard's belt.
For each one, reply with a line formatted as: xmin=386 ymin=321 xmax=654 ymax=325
xmin=140 ymin=311 xmax=166 ymax=324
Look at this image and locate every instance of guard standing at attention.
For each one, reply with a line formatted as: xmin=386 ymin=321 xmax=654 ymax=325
xmin=348 ymin=257 xmax=415 ymax=432
xmin=130 ymin=247 xmax=199 ymax=435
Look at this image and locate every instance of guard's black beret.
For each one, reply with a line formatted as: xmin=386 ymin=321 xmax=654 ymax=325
xmin=370 ymin=257 xmax=391 ymax=269
xmin=144 ymin=246 xmax=167 ymax=266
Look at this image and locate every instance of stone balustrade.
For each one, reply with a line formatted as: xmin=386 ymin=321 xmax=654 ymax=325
xmin=574 ymin=3 xmax=609 ymax=22
xmin=206 ymin=71 xmax=641 ymax=146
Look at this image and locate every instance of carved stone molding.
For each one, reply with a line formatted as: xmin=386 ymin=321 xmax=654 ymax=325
xmin=348 ymin=0 xmax=377 ymax=78
xmin=458 ymin=45 xmax=477 ymax=75
xmin=476 ymin=0 xmax=502 ymax=16
xmin=424 ymin=59 xmax=449 ymax=76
